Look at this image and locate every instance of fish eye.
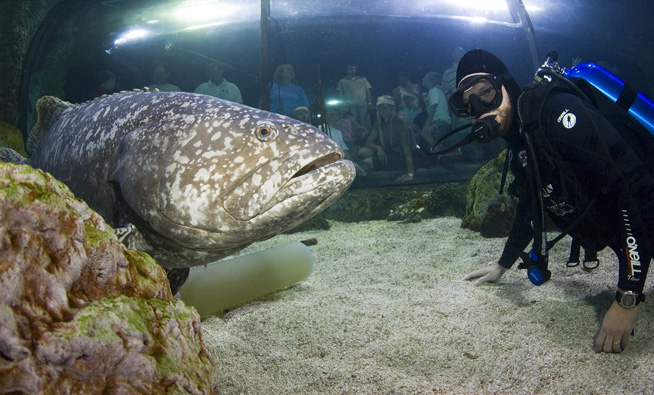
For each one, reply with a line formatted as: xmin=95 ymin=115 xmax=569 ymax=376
xmin=255 ymin=123 xmax=278 ymax=141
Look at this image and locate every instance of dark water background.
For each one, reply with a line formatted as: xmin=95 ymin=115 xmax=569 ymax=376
xmin=31 ymin=0 xmax=654 ymax=108
xmin=20 ymin=0 xmax=654 ymax=188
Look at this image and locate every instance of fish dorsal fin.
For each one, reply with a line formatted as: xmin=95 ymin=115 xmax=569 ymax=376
xmin=26 ymin=96 xmax=75 ymax=156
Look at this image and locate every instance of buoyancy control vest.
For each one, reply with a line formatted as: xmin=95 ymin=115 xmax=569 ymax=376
xmin=514 ymin=52 xmax=654 ymax=285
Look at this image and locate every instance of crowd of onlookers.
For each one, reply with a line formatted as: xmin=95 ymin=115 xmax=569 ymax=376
xmin=86 ymin=46 xmax=502 ymax=182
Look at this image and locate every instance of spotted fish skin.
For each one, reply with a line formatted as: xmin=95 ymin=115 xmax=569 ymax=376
xmin=25 ymin=91 xmax=356 ymax=269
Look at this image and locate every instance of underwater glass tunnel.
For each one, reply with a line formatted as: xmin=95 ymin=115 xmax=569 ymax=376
xmin=18 ymin=0 xmax=654 ymax=187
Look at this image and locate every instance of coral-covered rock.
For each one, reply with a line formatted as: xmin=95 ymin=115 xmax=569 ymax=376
xmin=461 ymin=151 xmax=518 ymax=237
xmin=0 ymin=121 xmax=27 ymax=157
xmin=0 ymin=162 xmax=219 ymax=394
xmin=385 ymin=182 xmax=469 ymax=223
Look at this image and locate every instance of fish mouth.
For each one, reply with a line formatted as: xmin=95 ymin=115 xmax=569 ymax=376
xmin=291 ymin=152 xmax=342 ymax=178
xmin=223 ymin=147 xmax=354 ymax=221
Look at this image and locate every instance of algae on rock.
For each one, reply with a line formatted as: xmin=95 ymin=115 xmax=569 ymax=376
xmin=0 ymin=162 xmax=220 ymax=394
xmin=461 ymin=150 xmax=518 ymax=237
xmin=0 ymin=121 xmax=28 ymax=157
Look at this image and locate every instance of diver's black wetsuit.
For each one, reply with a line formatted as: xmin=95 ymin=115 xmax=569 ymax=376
xmin=498 ymin=91 xmax=654 ymax=294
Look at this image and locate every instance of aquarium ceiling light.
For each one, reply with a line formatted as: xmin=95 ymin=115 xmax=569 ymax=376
xmin=440 ymin=0 xmax=506 ymax=11
xmin=181 ymin=21 xmax=229 ymax=31
xmin=172 ymin=1 xmax=239 ymax=22
xmin=113 ymin=28 xmax=152 ymax=46
xmin=464 ymin=16 xmax=489 ymax=24
xmin=441 ymin=0 xmax=540 ymax=12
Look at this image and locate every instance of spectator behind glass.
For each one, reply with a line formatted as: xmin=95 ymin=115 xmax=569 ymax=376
xmin=267 ymin=64 xmax=310 ymax=117
xmin=291 ymin=106 xmax=312 ymax=124
xmin=292 ymin=106 xmax=367 ymax=177
xmin=392 ymin=72 xmax=424 ymax=126
xmin=333 ymin=102 xmax=363 ymax=143
xmin=93 ymin=70 xmax=115 ymax=98
xmin=420 ymin=71 xmax=451 ymax=149
xmin=442 ymin=46 xmax=466 ymax=97
xmin=359 ymin=95 xmax=416 ymax=183
xmin=336 ymin=64 xmax=373 ymax=129
xmin=147 ymin=64 xmax=180 ymax=92
xmin=194 ymin=62 xmax=243 ymax=103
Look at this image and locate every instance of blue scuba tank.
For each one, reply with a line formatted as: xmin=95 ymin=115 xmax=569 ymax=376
xmin=564 ymin=62 xmax=654 ymax=135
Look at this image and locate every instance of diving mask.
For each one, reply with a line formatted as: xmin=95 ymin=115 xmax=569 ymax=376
xmin=449 ymin=74 xmax=503 ymax=118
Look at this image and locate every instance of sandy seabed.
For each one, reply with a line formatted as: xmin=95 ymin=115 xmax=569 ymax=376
xmin=200 ymin=217 xmax=654 ymax=394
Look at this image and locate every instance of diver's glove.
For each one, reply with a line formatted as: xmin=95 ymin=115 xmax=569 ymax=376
xmin=461 ymin=263 xmax=507 ymax=285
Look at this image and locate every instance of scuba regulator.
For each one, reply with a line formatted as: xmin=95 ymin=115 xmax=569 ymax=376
xmin=428 ymin=117 xmax=500 ymax=156
xmin=430 ymin=74 xmax=505 ymax=155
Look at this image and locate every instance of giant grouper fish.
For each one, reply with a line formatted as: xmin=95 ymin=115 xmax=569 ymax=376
xmin=1 ymin=90 xmax=355 ymax=291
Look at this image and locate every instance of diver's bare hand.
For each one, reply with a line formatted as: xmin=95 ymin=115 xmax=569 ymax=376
xmin=595 ymin=301 xmax=639 ymax=353
xmin=462 ymin=263 xmax=507 ymax=285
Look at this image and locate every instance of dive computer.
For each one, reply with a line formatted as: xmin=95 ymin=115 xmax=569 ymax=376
xmin=615 ymin=289 xmax=644 ymax=309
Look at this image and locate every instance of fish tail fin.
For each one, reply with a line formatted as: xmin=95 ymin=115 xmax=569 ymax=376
xmin=26 ymin=96 xmax=75 ymax=156
xmin=0 ymin=147 xmax=28 ymax=164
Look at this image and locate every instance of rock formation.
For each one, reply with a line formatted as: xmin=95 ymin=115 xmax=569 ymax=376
xmin=0 ymin=162 xmax=220 ymax=394
xmin=461 ymin=150 xmax=518 ymax=237
xmin=0 ymin=121 xmax=27 ymax=157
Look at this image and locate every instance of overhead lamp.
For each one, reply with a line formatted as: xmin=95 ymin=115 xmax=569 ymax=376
xmin=113 ymin=28 xmax=151 ymax=46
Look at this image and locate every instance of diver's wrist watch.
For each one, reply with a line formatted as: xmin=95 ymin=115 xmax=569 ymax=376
xmin=615 ymin=289 xmax=644 ymax=308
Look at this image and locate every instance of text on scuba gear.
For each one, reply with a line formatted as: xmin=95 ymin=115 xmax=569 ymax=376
xmin=471 ymin=117 xmax=501 ymax=143
xmin=626 ymin=235 xmax=642 ymax=279
xmin=622 ymin=209 xmax=642 ymax=281
xmin=557 ymin=109 xmax=570 ymax=123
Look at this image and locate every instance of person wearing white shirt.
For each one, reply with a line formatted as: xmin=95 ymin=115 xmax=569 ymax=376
xmin=420 ymin=71 xmax=451 ymax=148
xmin=194 ymin=62 xmax=243 ymax=103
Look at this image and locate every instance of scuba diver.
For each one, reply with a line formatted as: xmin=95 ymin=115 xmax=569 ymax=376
xmin=448 ymin=49 xmax=654 ymax=353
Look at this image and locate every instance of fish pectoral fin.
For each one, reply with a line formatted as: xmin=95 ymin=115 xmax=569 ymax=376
xmin=0 ymin=147 xmax=28 ymax=165
xmin=114 ymin=223 xmax=137 ymax=246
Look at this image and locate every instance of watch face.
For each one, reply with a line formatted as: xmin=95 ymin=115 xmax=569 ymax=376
xmin=621 ymin=293 xmax=636 ymax=308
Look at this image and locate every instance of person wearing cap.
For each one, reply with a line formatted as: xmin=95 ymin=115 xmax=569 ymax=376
xmin=453 ymin=49 xmax=654 ymax=353
xmin=358 ymin=95 xmax=415 ymax=183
